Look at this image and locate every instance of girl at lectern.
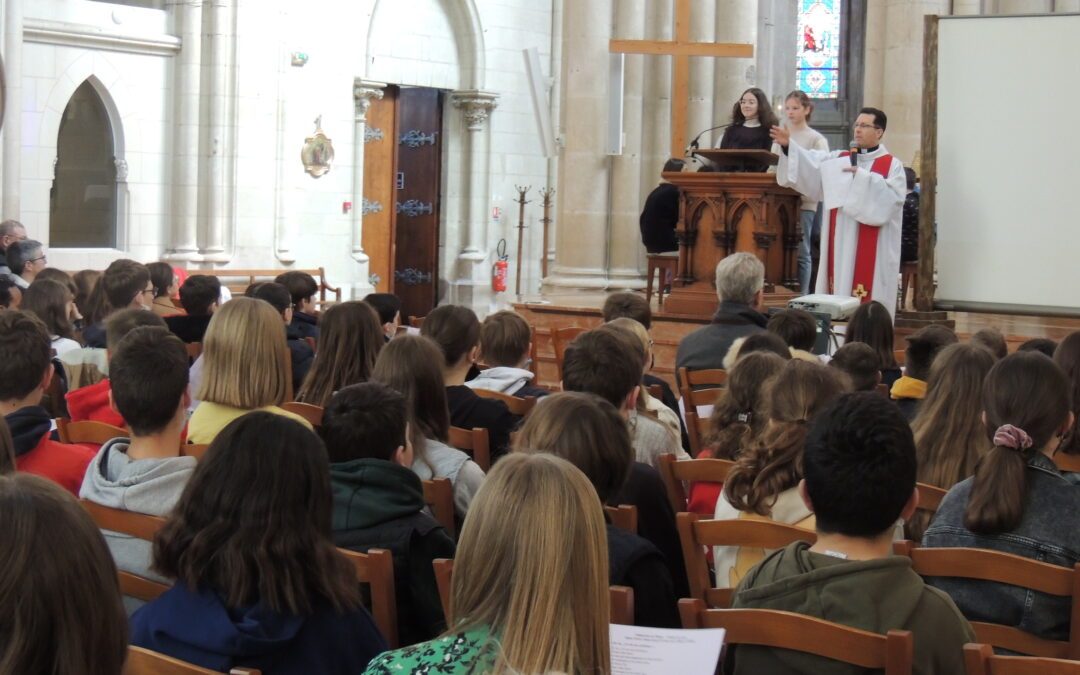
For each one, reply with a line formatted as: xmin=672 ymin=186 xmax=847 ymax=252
xmin=718 ymin=87 xmax=777 ymax=152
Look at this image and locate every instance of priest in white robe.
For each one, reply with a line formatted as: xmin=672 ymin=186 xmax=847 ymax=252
xmin=770 ymin=107 xmax=906 ymax=320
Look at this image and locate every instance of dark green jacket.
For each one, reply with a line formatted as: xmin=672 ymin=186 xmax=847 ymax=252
xmin=727 ymin=541 xmax=973 ymax=675
xmin=330 ymin=458 xmax=456 ymax=646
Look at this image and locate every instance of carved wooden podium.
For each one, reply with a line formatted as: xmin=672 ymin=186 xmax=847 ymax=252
xmin=661 ymin=149 xmax=802 ymax=316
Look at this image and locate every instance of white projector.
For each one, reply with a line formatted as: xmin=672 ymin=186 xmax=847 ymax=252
xmin=787 ymin=294 xmax=861 ymax=320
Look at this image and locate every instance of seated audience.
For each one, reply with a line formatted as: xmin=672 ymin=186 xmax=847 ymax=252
xmin=72 ymin=269 xmax=101 ymax=320
xmin=907 ymin=344 xmax=994 ymax=541
xmin=689 ymin=352 xmax=787 ymax=516
xmin=164 ymin=274 xmax=221 ymax=344
xmin=22 ymin=278 xmax=81 ymax=357
xmin=562 ymin=328 xmax=687 ymax=467
xmin=923 ymin=352 xmax=1080 ymax=644
xmin=363 ymin=292 xmax=402 ymax=341
xmin=6 ymin=239 xmax=47 ymax=289
xmin=1053 ymin=331 xmax=1080 ymax=458
xmin=767 ymin=308 xmax=819 ymax=358
xmin=516 ymin=391 xmax=680 ymax=627
xmin=891 ymin=324 xmax=958 ymax=420
xmin=252 ymin=282 xmax=315 ymax=395
xmin=82 ymin=259 xmax=153 ymax=348
xmin=188 ymin=298 xmax=312 ymax=443
xmin=467 ymin=310 xmax=548 ymax=398
xmin=371 ymin=335 xmax=485 ymax=517
xmin=79 ymin=326 xmax=195 ymax=614
xmin=1018 ymin=337 xmax=1057 ymax=359
xmin=297 ymin=301 xmax=384 ymax=407
xmin=602 ymin=291 xmax=682 ymax=423
xmin=971 ymin=327 xmax=1008 ymax=360
xmin=0 ymin=473 xmax=128 ymax=675
xmin=845 ymin=300 xmax=902 ymax=389
xmin=0 ymin=311 xmax=94 ymax=493
xmin=676 ymin=253 xmax=767 ymax=378
xmin=604 ymin=319 xmax=681 ymax=441
xmin=828 ymin=342 xmax=881 ymax=392
xmin=321 ymin=382 xmax=456 ymax=645
xmin=275 ymin=270 xmax=320 ymax=339
xmin=421 ymin=305 xmax=517 ymax=460
xmin=147 ymin=261 xmax=184 ymax=317
xmin=66 ymin=309 xmax=166 ymax=427
xmin=728 ymin=393 xmax=973 ymax=674
xmin=722 ymin=331 xmax=792 ymax=369
xmin=364 ymin=453 xmax=610 ymax=674
xmin=715 ymin=360 xmax=847 ymax=586
xmin=131 ymin=413 xmax=386 ymax=673
xmin=0 ymin=275 xmax=21 ymax=309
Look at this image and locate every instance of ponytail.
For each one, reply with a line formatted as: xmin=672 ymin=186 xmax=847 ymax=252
xmin=963 ymin=444 xmax=1030 ymax=534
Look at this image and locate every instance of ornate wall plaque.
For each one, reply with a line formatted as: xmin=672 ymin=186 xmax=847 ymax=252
xmin=396 ymin=200 xmax=433 ymax=217
xmin=301 ymin=116 xmax=335 ymax=178
xmin=399 ymin=130 xmax=437 ymax=148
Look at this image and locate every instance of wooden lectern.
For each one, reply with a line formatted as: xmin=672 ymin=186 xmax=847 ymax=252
xmin=661 ymin=149 xmax=802 ymax=316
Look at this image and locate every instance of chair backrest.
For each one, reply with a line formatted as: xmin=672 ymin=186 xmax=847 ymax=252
xmin=432 ymin=558 xmax=636 ymax=626
xmin=448 ymin=426 xmax=491 ymax=472
xmin=604 ymin=504 xmax=638 ymax=534
xmin=678 ymin=600 xmax=914 ymax=675
xmin=658 ymin=454 xmax=736 ymax=514
xmin=473 ymin=388 xmax=538 ymax=417
xmin=677 ymin=512 xmax=816 ymax=608
xmin=280 ymin=401 xmax=324 ymax=427
xmin=682 ymin=410 xmax=714 ymax=458
xmin=915 ymin=482 xmax=947 ymax=515
xmin=181 ymin=443 xmax=210 ymax=460
xmin=124 ymin=646 xmax=261 ymax=675
xmin=56 ymin=418 xmax=127 ymax=445
xmin=422 ymin=478 xmax=456 ymax=537
xmin=963 ymin=643 xmax=1080 ymax=675
xmin=552 ymin=326 xmax=587 ymax=378
xmin=677 ymin=367 xmax=728 ymax=409
xmin=81 ymin=501 xmax=171 ymax=602
xmin=1055 ymin=452 xmax=1080 ymax=474
xmin=899 ymin=543 xmax=1080 ymax=659
xmin=118 ymin=571 xmax=171 ymax=602
xmin=337 ymin=547 xmax=399 ymax=649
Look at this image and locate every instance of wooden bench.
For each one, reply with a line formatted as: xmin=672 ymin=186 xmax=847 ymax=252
xmin=124 ymin=646 xmax=260 ymax=675
xmin=187 ymin=268 xmax=341 ymax=309
xmin=57 ymin=419 xmax=127 ymax=445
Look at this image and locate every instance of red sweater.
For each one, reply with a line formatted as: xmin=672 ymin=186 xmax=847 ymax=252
xmin=14 ymin=429 xmax=96 ymax=495
xmin=65 ymin=379 xmax=126 ymax=428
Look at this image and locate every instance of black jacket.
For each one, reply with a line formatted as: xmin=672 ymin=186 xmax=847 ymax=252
xmin=164 ymin=314 xmax=213 ymax=344
xmin=83 ymin=321 xmax=107 ymax=349
xmin=445 ymin=385 xmax=518 ymax=461
xmin=607 ymin=523 xmax=680 ymax=628
xmin=330 ymin=458 xmax=456 ymax=646
xmin=675 ymin=302 xmax=768 ymax=381
xmin=613 ymin=462 xmax=690 ymax=599
xmin=285 ymin=324 xmax=314 ymax=395
xmin=289 ymin=311 xmax=319 ymax=340
xmin=639 ymin=183 xmax=680 ymax=254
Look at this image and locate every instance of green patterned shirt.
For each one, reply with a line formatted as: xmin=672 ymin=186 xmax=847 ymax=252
xmin=362 ymin=628 xmax=499 ymax=674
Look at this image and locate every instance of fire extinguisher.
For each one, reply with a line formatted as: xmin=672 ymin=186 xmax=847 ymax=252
xmin=492 ymin=239 xmax=509 ymax=292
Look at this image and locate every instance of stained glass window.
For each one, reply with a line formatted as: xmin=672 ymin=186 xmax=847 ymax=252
xmin=796 ymin=0 xmax=843 ymax=99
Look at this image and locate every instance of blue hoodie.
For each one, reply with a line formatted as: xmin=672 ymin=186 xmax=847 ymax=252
xmin=130 ymin=584 xmax=386 ymax=674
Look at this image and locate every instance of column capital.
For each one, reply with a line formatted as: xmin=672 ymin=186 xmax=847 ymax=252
xmin=353 ymin=79 xmax=387 ymax=122
xmin=451 ymin=90 xmax=499 ymax=131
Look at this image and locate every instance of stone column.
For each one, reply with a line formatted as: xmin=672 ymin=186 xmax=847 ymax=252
xmin=450 ymin=90 xmax=498 ymax=309
xmin=349 ymin=79 xmax=386 ymax=298
xmin=712 ymin=1 xmax=757 ymax=133
xmin=164 ymin=0 xmax=202 ymax=261
xmin=201 ymin=0 xmax=232 ymax=261
xmin=688 ymin=0 xmax=717 ymax=147
xmin=1056 ymin=0 xmax=1080 ymax=11
xmin=2 ymin=0 xmax=22 ymax=218
xmin=545 ymin=0 xmax=614 ymax=290
xmin=640 ymin=0 xmax=672 ymax=206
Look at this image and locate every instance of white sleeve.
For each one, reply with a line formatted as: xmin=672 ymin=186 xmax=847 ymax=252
xmin=843 ymin=158 xmax=906 ymax=227
xmin=775 ymin=139 xmax=836 ymax=203
xmin=452 ymin=460 xmax=486 ymax=518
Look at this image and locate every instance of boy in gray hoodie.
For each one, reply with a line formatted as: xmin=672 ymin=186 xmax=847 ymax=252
xmin=727 ymin=392 xmax=973 ymax=674
xmin=466 ymin=310 xmax=548 ymax=398
xmin=79 ymin=326 xmax=195 ymax=614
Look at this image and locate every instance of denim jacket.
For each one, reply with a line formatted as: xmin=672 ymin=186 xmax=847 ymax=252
xmin=922 ymin=452 xmax=1080 ymax=642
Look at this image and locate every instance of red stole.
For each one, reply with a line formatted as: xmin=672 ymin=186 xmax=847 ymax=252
xmin=827 ymin=152 xmax=894 ymax=302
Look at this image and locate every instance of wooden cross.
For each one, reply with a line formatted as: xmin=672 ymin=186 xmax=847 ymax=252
xmin=610 ymin=0 xmax=754 ymax=158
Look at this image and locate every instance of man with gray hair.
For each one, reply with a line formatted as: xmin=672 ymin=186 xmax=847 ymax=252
xmin=675 ymin=252 xmax=768 ymax=378
xmin=0 ymin=220 xmax=27 ymax=276
xmin=7 ymin=240 xmax=47 ymax=289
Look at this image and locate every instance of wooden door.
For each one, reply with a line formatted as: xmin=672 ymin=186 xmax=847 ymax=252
xmin=392 ymin=87 xmax=442 ymax=319
xmin=361 ymin=88 xmax=398 ymax=291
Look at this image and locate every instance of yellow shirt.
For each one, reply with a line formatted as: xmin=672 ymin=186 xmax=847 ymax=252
xmin=187 ymin=401 xmax=314 ymax=444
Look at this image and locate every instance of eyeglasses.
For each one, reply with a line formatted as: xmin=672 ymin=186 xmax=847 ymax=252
xmin=853 ymin=123 xmax=881 ymax=130
xmin=141 ymin=287 xmax=155 ymax=296
xmin=30 ymin=255 xmax=46 ymax=264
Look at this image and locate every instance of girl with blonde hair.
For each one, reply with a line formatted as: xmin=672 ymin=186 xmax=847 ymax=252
xmin=296 ymin=301 xmax=384 ymax=406
xmin=604 ymin=318 xmax=681 ymax=440
xmin=364 ymin=453 xmax=610 ymax=674
xmin=188 ymin=297 xmax=312 ymax=442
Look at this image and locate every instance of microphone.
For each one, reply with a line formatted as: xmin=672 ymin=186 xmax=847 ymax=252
xmin=849 ymin=141 xmax=860 ymax=168
xmin=686 ymin=123 xmax=734 ymax=154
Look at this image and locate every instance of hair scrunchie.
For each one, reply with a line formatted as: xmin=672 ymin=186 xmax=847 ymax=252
xmin=993 ymin=424 xmax=1034 ymax=451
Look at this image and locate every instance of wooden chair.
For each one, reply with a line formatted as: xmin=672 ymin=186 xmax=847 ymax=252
xmin=338 ymin=547 xmax=399 ymax=648
xmin=473 ymin=388 xmax=538 ymax=417
xmin=448 ymin=426 xmax=491 ymax=472
xmin=683 ymin=409 xmax=714 ymax=457
xmin=422 ymin=478 xmax=456 ymax=537
xmin=646 ymin=252 xmax=679 ymax=307
xmin=181 ymin=443 xmax=210 ymax=460
xmin=188 ymin=267 xmax=341 ymax=311
xmin=646 ymin=383 xmax=664 ymax=400
xmin=896 ymin=542 xmax=1080 ymax=658
xmin=56 ymin=418 xmax=127 ymax=445
xmin=124 ymin=646 xmax=260 ymax=675
xmin=185 ymin=342 xmax=203 ymax=361
xmin=677 ymin=367 xmax=728 ymax=414
xmin=915 ymin=482 xmax=948 ymax=516
xmin=604 ymin=504 xmax=638 ymax=534
xmin=678 ymin=600 xmax=914 ymax=675
xmin=895 ymin=349 xmax=907 ymax=367
xmin=552 ymin=326 xmax=587 ymax=379
xmin=658 ymin=454 xmax=736 ymax=514
xmin=281 ymin=401 xmax=324 ymax=427
xmin=963 ymin=643 xmax=1080 ymax=675
xmin=1055 ymin=452 xmax=1080 ymax=473
xmin=81 ymin=501 xmax=170 ymax=602
xmin=677 ymin=512 xmax=816 ymax=608
xmin=432 ymin=559 xmax=636 ymax=626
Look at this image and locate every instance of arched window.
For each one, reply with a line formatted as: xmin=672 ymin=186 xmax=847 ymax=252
xmin=49 ymin=81 xmax=118 ymax=248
